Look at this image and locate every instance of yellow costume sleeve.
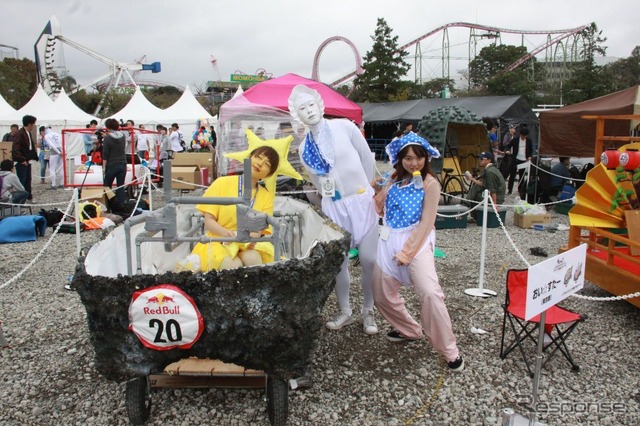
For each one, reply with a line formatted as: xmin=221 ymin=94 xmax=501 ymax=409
xmin=196 ymin=176 xmax=275 ymax=236
xmin=196 ymin=176 xmax=240 ymax=234
xmin=253 ymin=184 xmax=274 ymax=234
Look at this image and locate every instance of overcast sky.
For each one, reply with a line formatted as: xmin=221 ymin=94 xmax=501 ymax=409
xmin=1 ymin=0 xmax=638 ymax=93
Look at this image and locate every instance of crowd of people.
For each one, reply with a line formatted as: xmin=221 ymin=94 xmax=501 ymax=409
xmin=2 ymin=93 xmax=584 ymax=378
xmin=1 ymin=115 xmax=219 ymax=207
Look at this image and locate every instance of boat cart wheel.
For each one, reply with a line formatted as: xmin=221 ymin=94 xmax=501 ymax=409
xmin=126 ymin=376 xmax=152 ymax=425
xmin=266 ymin=376 xmax=288 ymax=426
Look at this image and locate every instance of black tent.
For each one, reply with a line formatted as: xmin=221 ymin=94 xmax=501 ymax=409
xmin=360 ymin=96 xmax=539 ymax=148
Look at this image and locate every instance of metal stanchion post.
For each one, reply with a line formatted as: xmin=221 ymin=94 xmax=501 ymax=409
xmin=465 ymin=189 xmax=497 ymax=297
xmin=73 ymin=188 xmax=81 ymax=257
xmin=146 ymin=169 xmax=153 ymax=211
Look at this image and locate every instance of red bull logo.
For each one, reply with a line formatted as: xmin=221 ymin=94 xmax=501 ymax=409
xmin=144 ymin=292 xmax=179 ymax=314
xmin=143 ymin=305 xmax=180 ymax=315
xmin=146 ymin=292 xmax=175 ymax=305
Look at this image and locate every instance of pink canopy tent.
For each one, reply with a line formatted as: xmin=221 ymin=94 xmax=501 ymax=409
xmin=220 ymin=73 xmax=362 ymax=124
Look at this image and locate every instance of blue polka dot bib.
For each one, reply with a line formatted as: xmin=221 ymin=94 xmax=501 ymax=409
xmin=301 ymin=133 xmax=331 ymax=176
xmin=385 ymin=181 xmax=425 ymax=229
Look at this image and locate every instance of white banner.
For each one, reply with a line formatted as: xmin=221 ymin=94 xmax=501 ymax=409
xmin=525 ymin=244 xmax=587 ymax=320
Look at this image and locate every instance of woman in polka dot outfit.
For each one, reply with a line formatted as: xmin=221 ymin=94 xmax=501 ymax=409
xmin=372 ymin=132 xmax=464 ymax=372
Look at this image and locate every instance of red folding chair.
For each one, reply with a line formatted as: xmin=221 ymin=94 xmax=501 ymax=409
xmin=499 ymin=269 xmax=586 ymax=377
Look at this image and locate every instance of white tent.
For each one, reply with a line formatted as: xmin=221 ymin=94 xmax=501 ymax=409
xmin=107 ymin=87 xmax=165 ymax=127
xmin=0 ymin=85 xmax=58 ymax=125
xmin=52 ymin=89 xmax=99 ymax=156
xmin=0 ymin=85 xmax=97 ymax=157
xmin=159 ymin=85 xmax=217 ymax=140
xmin=54 ymin=88 xmax=98 ymax=124
xmin=108 ymin=85 xmax=217 ymax=145
xmin=0 ymin=93 xmax=16 ymax=118
xmin=232 ymin=84 xmax=244 ymax=98
xmin=0 ymin=85 xmax=98 ymax=128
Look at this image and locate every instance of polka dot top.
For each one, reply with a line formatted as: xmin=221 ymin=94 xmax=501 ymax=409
xmin=384 ymin=180 xmax=425 ymax=229
xmin=301 ymin=133 xmax=331 ymax=176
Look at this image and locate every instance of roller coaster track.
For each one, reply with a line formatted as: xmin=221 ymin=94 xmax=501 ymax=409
xmin=325 ymin=22 xmax=589 ymax=87
xmin=311 ymin=36 xmax=363 ymax=83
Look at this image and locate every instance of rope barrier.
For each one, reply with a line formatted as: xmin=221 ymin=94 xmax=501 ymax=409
xmin=2 ymin=168 xmax=637 ymax=303
xmin=0 ymin=194 xmax=76 ymax=290
xmin=528 ymin=161 xmax=586 ymax=182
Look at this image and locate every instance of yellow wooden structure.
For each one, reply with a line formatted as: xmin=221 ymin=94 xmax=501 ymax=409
xmin=563 ymin=114 xmax=640 ymax=307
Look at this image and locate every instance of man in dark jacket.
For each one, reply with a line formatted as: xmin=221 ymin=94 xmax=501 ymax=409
xmin=505 ymin=127 xmax=533 ymax=195
xmin=12 ymin=115 xmax=38 ymax=201
xmin=102 ymin=118 xmax=127 ymax=204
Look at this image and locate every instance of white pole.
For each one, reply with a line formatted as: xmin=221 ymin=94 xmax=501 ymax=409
xmin=479 ymin=189 xmax=488 ymax=289
xmin=465 ymin=189 xmax=497 ymax=297
xmin=530 ymin=311 xmax=546 ymax=425
xmin=146 ymin=168 xmax=153 ymax=211
xmin=73 ymin=188 xmax=81 ymax=257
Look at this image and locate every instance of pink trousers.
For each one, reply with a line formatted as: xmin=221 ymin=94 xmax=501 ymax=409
xmin=372 ymin=247 xmax=460 ymax=363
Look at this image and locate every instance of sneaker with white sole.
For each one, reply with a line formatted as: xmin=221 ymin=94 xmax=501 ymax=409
xmin=325 ymin=312 xmax=355 ymax=330
xmin=386 ymin=330 xmax=419 ymax=343
xmin=447 ymin=355 xmax=465 ymax=373
xmin=361 ymin=310 xmax=378 ymax=335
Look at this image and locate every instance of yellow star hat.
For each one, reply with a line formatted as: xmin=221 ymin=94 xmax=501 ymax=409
xmin=225 ymin=128 xmax=302 ymax=194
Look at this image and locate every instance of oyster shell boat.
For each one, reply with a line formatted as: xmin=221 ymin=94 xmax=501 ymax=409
xmin=73 ymin=195 xmax=349 ymax=382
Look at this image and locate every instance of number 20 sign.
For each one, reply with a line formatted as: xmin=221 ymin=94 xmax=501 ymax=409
xmin=129 ymin=284 xmax=204 ymax=350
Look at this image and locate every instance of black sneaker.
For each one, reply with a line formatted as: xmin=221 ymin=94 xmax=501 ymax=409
xmin=447 ymin=356 xmax=465 ymax=373
xmin=386 ymin=330 xmax=419 ymax=343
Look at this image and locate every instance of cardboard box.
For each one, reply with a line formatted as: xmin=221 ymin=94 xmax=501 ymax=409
xmin=171 ymin=166 xmax=202 ymax=190
xmin=173 ymin=152 xmax=214 ymax=183
xmin=80 ymin=186 xmax=114 ymax=205
xmin=514 ymin=212 xmax=552 ymax=229
xmin=0 ymin=141 xmax=13 ymax=161
xmin=435 ymin=204 xmax=468 ymax=229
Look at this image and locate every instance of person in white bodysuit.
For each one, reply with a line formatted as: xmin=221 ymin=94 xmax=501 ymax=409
xmin=288 ymin=85 xmax=379 ymax=335
xmin=44 ymin=127 xmax=64 ymax=189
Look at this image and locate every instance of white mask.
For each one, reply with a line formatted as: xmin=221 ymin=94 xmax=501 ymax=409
xmin=288 ymin=85 xmax=325 ymax=125
xmin=296 ymin=100 xmax=322 ymax=126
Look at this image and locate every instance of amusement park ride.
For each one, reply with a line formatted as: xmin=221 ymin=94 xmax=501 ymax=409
xmin=312 ymin=22 xmax=590 ymax=88
xmin=34 ymin=16 xmax=161 ymax=116
xmin=32 ymin=15 xmax=592 ymax=112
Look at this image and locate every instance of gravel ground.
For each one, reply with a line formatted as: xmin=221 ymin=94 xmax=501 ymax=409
xmin=1 ymin=167 xmax=640 ymax=426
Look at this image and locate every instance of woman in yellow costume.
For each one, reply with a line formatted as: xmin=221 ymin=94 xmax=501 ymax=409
xmin=178 ymin=145 xmax=280 ymax=272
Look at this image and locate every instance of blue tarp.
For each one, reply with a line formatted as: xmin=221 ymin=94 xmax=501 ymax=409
xmin=0 ymin=215 xmax=47 ymax=243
